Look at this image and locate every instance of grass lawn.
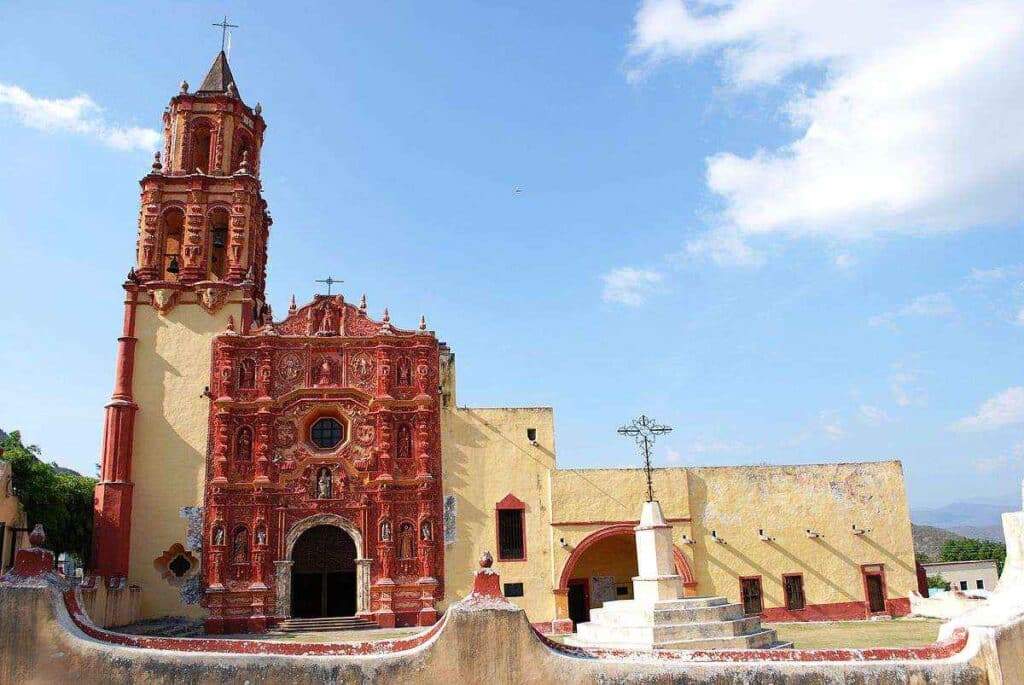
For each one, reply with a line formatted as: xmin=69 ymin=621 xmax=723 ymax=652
xmin=767 ymin=618 xmax=944 ymax=650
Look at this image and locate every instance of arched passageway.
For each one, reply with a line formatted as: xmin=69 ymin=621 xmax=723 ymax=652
xmin=556 ymin=524 xmax=696 ymax=628
xmin=290 ymin=525 xmax=357 ymax=618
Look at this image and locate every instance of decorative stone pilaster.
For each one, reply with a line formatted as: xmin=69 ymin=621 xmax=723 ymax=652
xmin=274 ymin=560 xmax=293 ymax=617
xmin=355 ymin=557 xmax=372 ymax=617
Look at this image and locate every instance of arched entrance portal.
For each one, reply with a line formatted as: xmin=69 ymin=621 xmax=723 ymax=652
xmin=556 ymin=524 xmax=697 ymax=628
xmin=290 ymin=525 xmax=357 ymax=617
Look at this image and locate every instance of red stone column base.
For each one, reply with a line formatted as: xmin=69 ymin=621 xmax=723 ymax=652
xmin=417 ymin=608 xmax=437 ymax=626
xmin=376 ymin=610 xmax=397 ymax=628
xmin=204 ymin=617 xmax=226 ymax=634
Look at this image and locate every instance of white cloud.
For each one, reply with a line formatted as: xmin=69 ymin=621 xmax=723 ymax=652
xmin=601 ymin=267 xmax=665 ymax=306
xmin=689 ymin=437 xmax=748 ymax=455
xmin=890 ymin=369 xmax=927 ymax=408
xmin=858 ymin=405 xmax=891 ymax=426
xmin=834 ymin=253 xmax=856 ymax=271
xmin=683 ymin=228 xmax=764 ymax=267
xmin=869 ymin=292 xmax=955 ymax=327
xmin=973 ymin=442 xmax=1024 ymax=474
xmin=953 ymin=387 xmax=1024 ymax=432
xmin=820 ymin=412 xmax=845 ymax=441
xmin=665 ymin=448 xmax=682 ymax=463
xmin=968 ymin=265 xmax=1024 ymax=285
xmin=628 ymin=0 xmax=1024 ymax=259
xmin=0 ymin=83 xmax=159 ymax=151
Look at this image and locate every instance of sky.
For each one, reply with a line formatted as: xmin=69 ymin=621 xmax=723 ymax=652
xmin=0 ymin=1 xmax=1023 ymax=510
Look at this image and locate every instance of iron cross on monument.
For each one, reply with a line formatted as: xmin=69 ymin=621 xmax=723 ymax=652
xmin=617 ymin=414 xmax=673 ymax=502
xmin=315 ymin=276 xmax=343 ymax=296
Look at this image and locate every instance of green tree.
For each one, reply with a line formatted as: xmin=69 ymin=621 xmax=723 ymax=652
xmin=926 ymin=575 xmax=950 ymax=591
xmin=0 ymin=430 xmax=96 ymax=565
xmin=940 ymin=537 xmax=1006 ymax=574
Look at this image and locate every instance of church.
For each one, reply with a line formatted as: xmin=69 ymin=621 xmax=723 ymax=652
xmin=91 ymin=51 xmax=919 ymax=634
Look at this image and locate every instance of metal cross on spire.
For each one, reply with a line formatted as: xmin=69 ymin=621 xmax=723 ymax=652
xmin=617 ymin=414 xmax=673 ymax=502
xmin=315 ymin=276 xmax=343 ymax=296
xmin=212 ymin=15 xmax=238 ymax=52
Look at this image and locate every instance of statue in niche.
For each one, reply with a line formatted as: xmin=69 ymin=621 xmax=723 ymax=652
xmin=398 ymin=522 xmax=415 ymax=559
xmin=319 ymin=304 xmax=335 ymax=335
xmin=397 ymin=424 xmax=411 ymax=458
xmin=212 ymin=526 xmax=225 ymax=546
xmin=420 ymin=520 xmax=432 ymax=541
xmin=255 ymin=527 xmax=267 ymax=546
xmin=380 ymin=519 xmax=392 ymax=542
xmin=236 ymin=428 xmax=252 ymax=460
xmin=397 ymin=358 xmax=412 ymax=386
xmin=238 ymin=358 xmax=255 ymax=389
xmin=231 ymin=528 xmax=248 ymax=563
xmin=316 ymin=359 xmax=332 ymax=386
xmin=317 ymin=468 xmax=332 ymax=499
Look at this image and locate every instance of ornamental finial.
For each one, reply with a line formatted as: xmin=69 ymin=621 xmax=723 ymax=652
xmin=238 ymin=149 xmax=249 ymax=174
xmin=28 ymin=524 xmax=45 ymax=548
xmin=359 ymin=294 xmax=367 ymax=312
xmin=419 ymin=315 xmax=427 ymax=331
xmin=180 ymin=80 xmax=189 ymax=94
xmin=480 ymin=551 xmax=493 ymax=568
xmin=151 ymin=150 xmax=163 ymax=172
xmin=382 ymin=308 xmax=390 ymax=323
xmin=289 ymin=294 xmax=297 ymax=315
xmin=255 ymin=102 xmax=262 ymax=116
xmin=227 ymin=315 xmax=236 ymax=332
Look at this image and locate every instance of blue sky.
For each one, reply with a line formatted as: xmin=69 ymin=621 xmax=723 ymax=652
xmin=1 ymin=1 xmax=1023 ymax=510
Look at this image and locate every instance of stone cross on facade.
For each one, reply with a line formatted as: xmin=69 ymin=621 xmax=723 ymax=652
xmin=315 ymin=276 xmax=342 ymax=296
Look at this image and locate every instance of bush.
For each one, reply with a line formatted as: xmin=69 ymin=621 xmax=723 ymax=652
xmin=0 ymin=430 xmax=96 ymax=565
xmin=940 ymin=537 xmax=1006 ymax=574
xmin=926 ymin=575 xmax=950 ymax=591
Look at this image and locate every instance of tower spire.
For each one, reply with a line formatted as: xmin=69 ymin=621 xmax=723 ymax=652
xmin=197 ymin=50 xmax=240 ymax=97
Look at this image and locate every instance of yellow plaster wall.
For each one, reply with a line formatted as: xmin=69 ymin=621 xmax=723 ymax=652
xmin=440 ymin=407 xmax=556 ymax=620
xmin=129 ymin=298 xmax=241 ymax=618
xmin=0 ymin=463 xmax=27 ymax=569
xmin=684 ymin=462 xmax=917 ymax=612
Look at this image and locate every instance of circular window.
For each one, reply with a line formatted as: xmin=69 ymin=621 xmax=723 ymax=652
xmin=310 ymin=417 xmax=345 ymax=449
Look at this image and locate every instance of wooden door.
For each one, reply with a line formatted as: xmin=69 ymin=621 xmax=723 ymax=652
xmin=567 ymin=579 xmax=591 ymax=628
xmin=865 ymin=574 xmax=886 ymax=613
xmin=740 ymin=577 xmax=763 ymax=615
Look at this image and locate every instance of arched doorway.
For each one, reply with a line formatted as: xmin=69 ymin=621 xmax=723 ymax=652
xmin=290 ymin=525 xmax=357 ymax=618
xmin=556 ymin=524 xmax=697 ymax=628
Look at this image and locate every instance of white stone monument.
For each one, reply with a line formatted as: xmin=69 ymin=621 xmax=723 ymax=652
xmin=565 ymin=500 xmax=787 ymax=651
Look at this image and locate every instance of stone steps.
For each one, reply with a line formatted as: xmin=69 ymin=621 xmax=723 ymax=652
xmin=588 ymin=600 xmax=745 ymax=627
xmin=576 ymin=615 xmax=763 ymax=643
xmin=271 ymin=616 xmax=379 ymax=633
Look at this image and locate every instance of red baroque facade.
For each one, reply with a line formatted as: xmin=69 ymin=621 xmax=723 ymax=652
xmin=201 ymin=294 xmax=445 ymax=633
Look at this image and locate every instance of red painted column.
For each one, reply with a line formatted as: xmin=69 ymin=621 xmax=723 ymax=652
xmin=92 ymin=289 xmax=140 ymax=578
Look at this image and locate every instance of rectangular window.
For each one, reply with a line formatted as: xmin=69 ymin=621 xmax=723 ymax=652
xmin=783 ymin=574 xmax=805 ymax=610
xmin=740 ymin=577 xmax=763 ymax=615
xmin=977 ymin=579 xmax=985 ymax=589
xmin=498 ymin=509 xmax=525 ymax=560
xmin=503 ymin=582 xmax=524 ymax=597
xmin=616 ymin=585 xmax=628 ymax=596
xmin=959 ymin=580 xmax=968 ymax=591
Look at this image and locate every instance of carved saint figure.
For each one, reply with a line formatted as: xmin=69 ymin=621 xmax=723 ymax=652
xmin=317 ymin=468 xmax=332 ymax=499
xmin=397 ymin=358 xmax=412 ymax=386
xmin=319 ymin=304 xmax=336 ymax=335
xmin=236 ymin=428 xmax=252 ymax=460
xmin=231 ymin=527 xmax=248 ymax=563
xmin=397 ymin=424 xmax=412 ymax=459
xmin=212 ymin=527 xmax=225 ymax=546
xmin=317 ymin=359 xmax=332 ymax=386
xmin=398 ymin=522 xmax=415 ymax=559
xmin=380 ymin=519 xmax=392 ymax=542
xmin=255 ymin=527 xmax=267 ymax=546
xmin=421 ymin=520 xmax=432 ymax=541
xmin=238 ymin=359 xmax=255 ymax=389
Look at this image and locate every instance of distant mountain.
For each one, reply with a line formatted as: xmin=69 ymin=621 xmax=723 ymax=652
xmin=948 ymin=524 xmax=1005 ymax=542
xmin=912 ymin=523 xmax=964 ymax=560
xmin=914 ymin=500 xmax=1016 ymax=531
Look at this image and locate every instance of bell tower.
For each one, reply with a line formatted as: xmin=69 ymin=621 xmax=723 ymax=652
xmin=93 ymin=50 xmax=273 ymax=612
